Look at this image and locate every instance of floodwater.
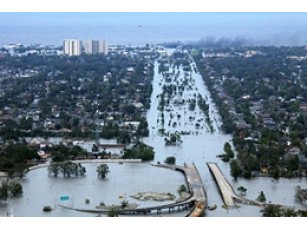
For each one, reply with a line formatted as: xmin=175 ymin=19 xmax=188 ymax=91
xmin=1 ymin=49 xmax=306 ymax=217
xmin=0 ymin=163 xmax=186 ymax=217
xmin=142 ymin=49 xmax=307 ymax=217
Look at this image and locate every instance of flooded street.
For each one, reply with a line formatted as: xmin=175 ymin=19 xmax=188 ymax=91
xmin=143 ymin=49 xmax=307 ymax=216
xmin=1 ymin=49 xmax=306 ymax=217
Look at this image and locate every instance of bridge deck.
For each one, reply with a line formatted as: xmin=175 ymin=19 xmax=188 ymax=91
xmin=207 ymin=163 xmax=236 ymax=207
xmin=182 ymin=163 xmax=207 ymax=216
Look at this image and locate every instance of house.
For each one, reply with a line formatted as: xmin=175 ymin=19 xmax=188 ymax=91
xmin=235 ymin=120 xmax=251 ymax=130
xmin=286 ymin=147 xmax=301 ymax=156
xmin=300 ymin=102 xmax=307 ymax=113
xmin=263 ymin=117 xmax=277 ymax=130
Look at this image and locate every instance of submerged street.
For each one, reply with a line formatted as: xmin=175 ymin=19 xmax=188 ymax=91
xmin=1 ymin=48 xmax=307 ymax=217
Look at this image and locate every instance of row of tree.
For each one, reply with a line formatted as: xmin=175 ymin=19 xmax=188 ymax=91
xmin=48 ymin=161 xmax=110 ymax=178
xmin=48 ymin=161 xmax=86 ymax=177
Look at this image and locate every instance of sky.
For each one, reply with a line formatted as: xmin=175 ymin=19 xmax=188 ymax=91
xmin=1 ymin=12 xmax=307 ymax=46
xmin=0 ymin=0 xmax=307 ymax=46
xmin=1 ymin=12 xmax=306 ymax=28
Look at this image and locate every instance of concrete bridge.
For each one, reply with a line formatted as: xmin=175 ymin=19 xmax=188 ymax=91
xmin=207 ymin=162 xmax=260 ymax=208
xmin=59 ymin=163 xmax=207 ymax=217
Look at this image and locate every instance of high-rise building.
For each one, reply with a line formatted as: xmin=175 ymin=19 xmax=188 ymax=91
xmin=63 ymin=39 xmax=82 ymax=56
xmin=99 ymin=40 xmax=108 ymax=55
xmin=84 ymin=40 xmax=108 ymax=55
xmin=84 ymin=40 xmax=99 ymax=54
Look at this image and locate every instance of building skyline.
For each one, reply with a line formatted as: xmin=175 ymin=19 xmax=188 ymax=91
xmin=63 ymin=39 xmax=82 ymax=56
xmin=65 ymin=39 xmax=108 ymax=56
xmin=99 ymin=40 xmax=108 ymax=55
xmin=84 ymin=40 xmax=99 ymax=54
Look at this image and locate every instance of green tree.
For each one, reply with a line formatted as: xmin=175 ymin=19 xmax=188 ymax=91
xmin=96 ymin=164 xmax=110 ymax=178
xmin=92 ymin=144 xmax=99 ymax=153
xmin=122 ymin=142 xmax=155 ymax=161
xmin=224 ymin=142 xmax=235 ymax=158
xmin=164 ymin=132 xmax=183 ymax=146
xmin=0 ymin=181 xmax=8 ymax=202
xmin=237 ymin=186 xmax=247 ymax=196
xmin=230 ymin=159 xmax=241 ymax=180
xmin=257 ymin=191 xmax=267 ymax=203
xmin=48 ymin=161 xmax=86 ymax=177
xmin=8 ymin=180 xmax=23 ymax=197
xmin=120 ymin=200 xmax=129 ymax=209
xmin=164 ymin=156 xmax=176 ymax=165
xmin=48 ymin=162 xmax=60 ymax=177
xmin=178 ymin=184 xmax=187 ymax=194
xmin=294 ymin=185 xmax=307 ymax=204
xmin=262 ymin=204 xmax=282 ymax=217
xmin=107 ymin=206 xmax=119 ymax=217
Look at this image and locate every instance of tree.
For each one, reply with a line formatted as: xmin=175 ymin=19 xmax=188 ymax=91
xmin=0 ymin=181 xmax=8 ymax=202
xmin=0 ymin=179 xmax=23 ymax=202
xmin=270 ymin=166 xmax=280 ymax=179
xmin=257 ymin=191 xmax=267 ymax=203
xmin=8 ymin=180 xmax=23 ymax=196
xmin=237 ymin=186 xmax=247 ymax=196
xmin=164 ymin=156 xmax=176 ymax=165
xmin=262 ymin=204 xmax=282 ymax=217
xmin=294 ymin=185 xmax=307 ymax=204
xmin=96 ymin=164 xmax=110 ymax=178
xmin=122 ymin=142 xmax=155 ymax=161
xmin=164 ymin=132 xmax=183 ymax=146
xmin=224 ymin=142 xmax=234 ymax=158
xmin=48 ymin=162 xmax=60 ymax=177
xmin=92 ymin=144 xmax=99 ymax=153
xmin=48 ymin=161 xmax=86 ymax=177
xmin=230 ymin=159 xmax=241 ymax=180
xmin=107 ymin=206 xmax=119 ymax=217
xmin=120 ymin=200 xmax=129 ymax=208
xmin=0 ymin=143 xmax=40 ymax=174
xmin=178 ymin=184 xmax=187 ymax=194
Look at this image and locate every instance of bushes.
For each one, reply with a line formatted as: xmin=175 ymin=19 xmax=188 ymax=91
xmin=122 ymin=142 xmax=155 ymax=161
xmin=164 ymin=156 xmax=176 ymax=165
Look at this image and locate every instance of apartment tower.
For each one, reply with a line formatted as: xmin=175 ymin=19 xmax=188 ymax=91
xmin=63 ymin=39 xmax=82 ymax=56
xmin=84 ymin=40 xmax=108 ymax=55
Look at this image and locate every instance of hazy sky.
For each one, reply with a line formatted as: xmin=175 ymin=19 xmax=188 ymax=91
xmin=1 ymin=12 xmax=306 ymax=27
xmin=0 ymin=13 xmax=307 ymax=46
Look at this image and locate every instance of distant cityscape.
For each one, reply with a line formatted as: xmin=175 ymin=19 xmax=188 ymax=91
xmin=63 ymin=39 xmax=108 ymax=56
xmin=0 ymin=39 xmax=109 ymax=57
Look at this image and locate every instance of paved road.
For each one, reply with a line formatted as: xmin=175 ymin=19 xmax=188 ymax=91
xmin=184 ymin=163 xmax=207 ymax=217
xmin=207 ymin=163 xmax=236 ymax=207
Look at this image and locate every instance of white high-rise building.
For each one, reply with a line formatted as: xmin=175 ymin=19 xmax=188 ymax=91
xmin=99 ymin=40 xmax=108 ymax=55
xmin=84 ymin=40 xmax=99 ymax=54
xmin=84 ymin=40 xmax=108 ymax=55
xmin=63 ymin=39 xmax=82 ymax=56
